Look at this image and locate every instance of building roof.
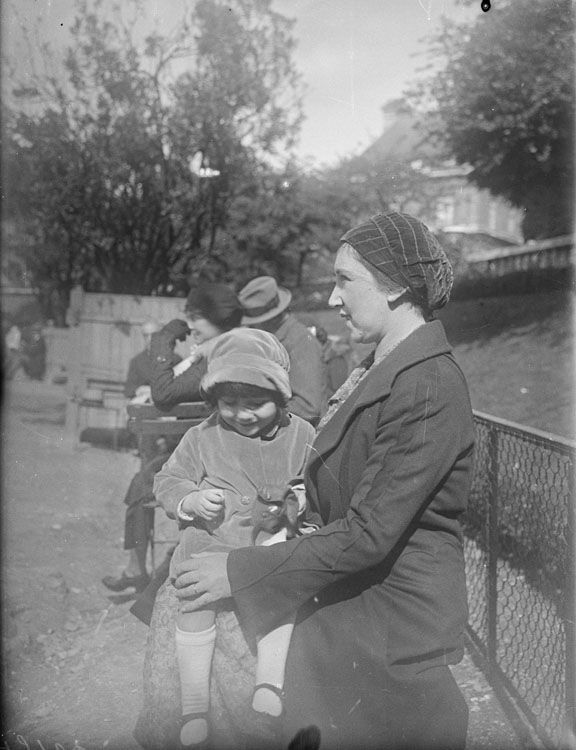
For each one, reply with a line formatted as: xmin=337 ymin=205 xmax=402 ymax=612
xmin=360 ymin=101 xmax=440 ymax=164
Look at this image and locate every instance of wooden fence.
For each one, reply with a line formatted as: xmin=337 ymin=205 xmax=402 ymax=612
xmin=62 ymin=287 xmax=347 ymax=446
xmin=64 ymin=288 xmax=193 ymax=446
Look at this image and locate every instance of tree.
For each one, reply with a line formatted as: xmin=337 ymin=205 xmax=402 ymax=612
xmin=413 ymin=0 xmax=574 ymax=239
xmin=3 ymin=0 xmax=303 ymax=319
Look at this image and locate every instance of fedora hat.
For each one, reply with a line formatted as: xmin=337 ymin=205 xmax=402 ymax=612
xmin=238 ymin=276 xmax=292 ymax=325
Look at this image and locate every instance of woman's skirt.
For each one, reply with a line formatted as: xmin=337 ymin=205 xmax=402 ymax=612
xmin=133 ymin=580 xmax=282 ymax=750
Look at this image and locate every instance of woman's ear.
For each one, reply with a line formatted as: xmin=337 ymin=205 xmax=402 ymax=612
xmin=387 ymin=288 xmax=407 ymax=303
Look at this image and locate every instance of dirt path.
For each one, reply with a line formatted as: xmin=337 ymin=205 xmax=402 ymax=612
xmin=2 ymin=381 xmax=146 ymax=750
xmin=1 ymin=378 xmax=527 ymax=750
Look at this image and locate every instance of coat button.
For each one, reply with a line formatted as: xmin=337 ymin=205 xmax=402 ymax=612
xmin=240 ymin=496 xmax=250 ymax=505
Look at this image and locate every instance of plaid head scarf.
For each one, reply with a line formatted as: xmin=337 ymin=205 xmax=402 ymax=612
xmin=340 ymin=212 xmax=453 ymax=310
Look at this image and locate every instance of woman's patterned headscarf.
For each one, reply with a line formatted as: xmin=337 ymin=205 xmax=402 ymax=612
xmin=340 ymin=212 xmax=453 ymax=310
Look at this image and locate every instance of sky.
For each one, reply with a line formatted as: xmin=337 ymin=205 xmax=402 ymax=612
xmin=3 ymin=0 xmax=477 ymax=168
xmin=272 ymin=0 xmax=473 ymax=166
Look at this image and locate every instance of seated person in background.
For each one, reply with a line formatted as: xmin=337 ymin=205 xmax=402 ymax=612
xmin=101 ymin=319 xmax=173 ymax=592
xmin=124 ymin=319 xmax=168 ymax=407
xmin=238 ymin=276 xmax=324 ymax=424
xmin=4 ymin=319 xmax=22 ymax=380
xmin=102 ymin=284 xmax=243 ymax=595
xmin=125 ymin=319 xmax=176 ymax=462
xmin=150 ymin=284 xmax=242 ymax=412
xmin=20 ymin=321 xmax=47 ymax=381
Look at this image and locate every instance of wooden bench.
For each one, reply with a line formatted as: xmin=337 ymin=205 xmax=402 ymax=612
xmin=76 ymin=376 xmax=128 ymax=450
xmin=126 ymin=401 xmax=211 ymax=444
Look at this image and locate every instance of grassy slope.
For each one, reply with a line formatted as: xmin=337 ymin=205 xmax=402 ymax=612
xmin=299 ymin=291 xmax=575 ymax=440
xmin=438 ymin=292 xmax=574 ymax=439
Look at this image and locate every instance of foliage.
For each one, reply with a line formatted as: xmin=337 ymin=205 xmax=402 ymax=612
xmin=412 ymin=0 xmax=574 ymax=239
xmin=301 ymin=100 xmax=450 ymax=259
xmin=3 ymin=0 xmax=303 ymax=320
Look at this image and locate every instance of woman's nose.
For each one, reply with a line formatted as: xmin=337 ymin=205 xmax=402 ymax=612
xmin=328 ymin=286 xmax=341 ymax=308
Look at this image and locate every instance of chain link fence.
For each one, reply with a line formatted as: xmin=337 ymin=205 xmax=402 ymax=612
xmin=463 ymin=412 xmax=575 ymax=748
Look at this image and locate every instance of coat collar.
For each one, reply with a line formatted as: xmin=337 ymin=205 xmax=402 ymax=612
xmin=312 ymin=320 xmax=452 ymax=458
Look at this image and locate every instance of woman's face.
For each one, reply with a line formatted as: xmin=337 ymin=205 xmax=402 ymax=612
xmin=185 ymin=315 xmax=222 ymax=344
xmin=328 ymin=244 xmax=394 ymax=346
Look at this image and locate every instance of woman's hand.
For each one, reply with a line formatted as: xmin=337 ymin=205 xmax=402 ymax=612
xmin=173 ymin=553 xmax=231 ymax=611
xmin=161 ymin=319 xmax=191 ymax=344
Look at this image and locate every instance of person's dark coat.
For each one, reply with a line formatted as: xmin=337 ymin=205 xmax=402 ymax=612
xmin=124 ymin=349 xmax=179 ymax=399
xmin=20 ymin=325 xmax=46 ymax=380
xmin=229 ymin=320 xmax=475 ymax=750
xmin=273 ymin=315 xmax=324 ymax=423
xmin=149 ymin=329 xmax=207 ymax=411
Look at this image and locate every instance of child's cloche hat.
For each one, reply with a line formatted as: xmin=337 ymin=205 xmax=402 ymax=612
xmin=200 ymin=328 xmax=291 ymax=401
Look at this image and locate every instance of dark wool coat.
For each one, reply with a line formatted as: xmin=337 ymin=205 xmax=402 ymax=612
xmin=149 ymin=330 xmax=206 ymax=411
xmin=229 ymin=321 xmax=475 ymax=750
xmin=273 ymin=315 xmax=324 ymax=423
xmin=124 ymin=349 xmax=155 ymax=398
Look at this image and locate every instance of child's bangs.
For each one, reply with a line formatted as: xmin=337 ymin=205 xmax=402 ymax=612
xmin=211 ymin=381 xmax=286 ymax=405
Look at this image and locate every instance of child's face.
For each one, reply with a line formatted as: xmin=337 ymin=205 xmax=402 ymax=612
xmin=217 ymin=395 xmax=279 ymax=437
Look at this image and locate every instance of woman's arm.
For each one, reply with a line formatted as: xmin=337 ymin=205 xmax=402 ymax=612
xmin=177 ymin=364 xmax=473 ymax=635
xmin=149 ymin=325 xmax=206 ymax=410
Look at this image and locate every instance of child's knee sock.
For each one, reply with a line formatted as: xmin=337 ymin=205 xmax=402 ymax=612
xmin=253 ymin=621 xmax=294 ymax=716
xmin=175 ymin=624 xmax=216 ymax=746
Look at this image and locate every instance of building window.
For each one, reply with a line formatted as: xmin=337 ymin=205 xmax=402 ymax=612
xmin=436 ymin=197 xmax=455 ymax=227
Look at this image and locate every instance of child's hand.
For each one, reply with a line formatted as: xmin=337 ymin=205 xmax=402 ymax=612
xmin=182 ymin=489 xmax=225 ymax=521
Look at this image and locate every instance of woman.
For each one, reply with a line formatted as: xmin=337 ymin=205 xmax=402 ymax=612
xmin=150 ymin=284 xmax=243 ymax=412
xmin=136 ymin=213 xmax=475 ymax=750
xmin=103 ymin=284 xmax=242 ymax=600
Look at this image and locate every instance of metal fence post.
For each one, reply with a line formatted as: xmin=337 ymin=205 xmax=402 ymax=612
xmin=487 ymin=424 xmax=499 ymax=677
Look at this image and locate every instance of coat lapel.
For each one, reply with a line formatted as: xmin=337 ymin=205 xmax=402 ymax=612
xmin=310 ymin=321 xmax=453 ymax=463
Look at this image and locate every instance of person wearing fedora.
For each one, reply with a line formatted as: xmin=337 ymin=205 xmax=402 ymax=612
xmin=238 ymin=276 xmax=324 ymax=425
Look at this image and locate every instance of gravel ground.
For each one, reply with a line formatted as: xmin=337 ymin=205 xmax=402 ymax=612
xmin=1 ymin=377 xmax=538 ymax=750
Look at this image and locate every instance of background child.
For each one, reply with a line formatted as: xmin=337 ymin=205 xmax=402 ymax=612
xmin=153 ymin=328 xmax=316 ymax=748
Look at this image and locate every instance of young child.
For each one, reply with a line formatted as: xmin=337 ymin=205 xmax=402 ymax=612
xmin=153 ymin=328 xmax=316 ymax=748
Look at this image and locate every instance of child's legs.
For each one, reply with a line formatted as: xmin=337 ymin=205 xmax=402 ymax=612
xmin=175 ymin=608 xmax=216 ymax=746
xmin=177 ymin=609 xmax=216 ymax=632
xmin=250 ymin=529 xmax=296 ymax=715
xmin=252 ymin=618 xmax=295 ymax=716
